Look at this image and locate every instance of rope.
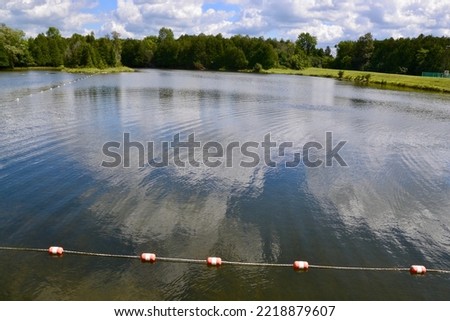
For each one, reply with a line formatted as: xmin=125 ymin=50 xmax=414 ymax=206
xmin=0 ymin=246 xmax=48 ymax=253
xmin=309 ymin=264 xmax=410 ymax=272
xmin=0 ymin=246 xmax=449 ymax=274
xmin=222 ymin=261 xmax=292 ymax=268
xmin=158 ymin=257 xmax=206 ymax=264
xmin=427 ymin=269 xmax=450 ymax=274
xmin=65 ymin=250 xmax=139 ymax=260
xmin=13 ymin=74 xmax=95 ymax=103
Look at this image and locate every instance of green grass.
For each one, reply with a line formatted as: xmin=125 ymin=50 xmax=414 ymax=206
xmin=2 ymin=66 xmax=63 ymax=72
xmin=266 ymin=67 xmax=450 ymax=93
xmin=6 ymin=65 xmax=448 ymax=93
xmin=61 ymin=66 xmax=135 ymax=74
xmin=3 ymin=66 xmax=135 ymax=74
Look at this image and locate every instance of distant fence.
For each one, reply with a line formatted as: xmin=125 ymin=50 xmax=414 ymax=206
xmin=422 ymin=71 xmax=450 ymax=78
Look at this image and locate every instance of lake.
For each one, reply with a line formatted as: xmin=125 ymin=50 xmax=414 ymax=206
xmin=0 ymin=69 xmax=449 ymax=300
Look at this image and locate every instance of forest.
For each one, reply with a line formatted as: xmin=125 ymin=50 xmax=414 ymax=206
xmin=0 ymin=23 xmax=449 ymax=75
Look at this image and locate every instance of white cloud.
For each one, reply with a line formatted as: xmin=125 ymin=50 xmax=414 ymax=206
xmin=99 ymin=20 xmax=135 ymax=39
xmin=22 ymin=0 xmax=71 ymax=19
xmin=105 ymin=0 xmax=206 ymax=38
xmin=1 ymin=0 xmax=449 ymax=46
xmin=191 ymin=9 xmax=234 ymax=35
xmin=116 ymin=0 xmax=143 ymax=24
xmin=230 ymin=7 xmax=267 ymax=34
xmin=287 ymin=23 xmax=344 ymax=44
xmin=1 ymin=0 xmax=98 ymax=37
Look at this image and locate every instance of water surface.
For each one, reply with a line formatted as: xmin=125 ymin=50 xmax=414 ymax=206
xmin=0 ymin=70 xmax=449 ymax=300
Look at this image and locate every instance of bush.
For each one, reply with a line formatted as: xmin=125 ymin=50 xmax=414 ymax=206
xmin=338 ymin=70 xmax=344 ymax=79
xmin=354 ymin=74 xmax=371 ymax=85
xmin=253 ymin=63 xmax=263 ymax=73
xmin=193 ymin=61 xmax=205 ymax=70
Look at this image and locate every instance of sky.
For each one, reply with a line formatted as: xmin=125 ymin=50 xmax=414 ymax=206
xmin=1 ymin=0 xmax=449 ymax=47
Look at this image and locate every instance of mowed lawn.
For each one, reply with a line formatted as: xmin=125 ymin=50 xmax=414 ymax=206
xmin=267 ymin=67 xmax=450 ymax=93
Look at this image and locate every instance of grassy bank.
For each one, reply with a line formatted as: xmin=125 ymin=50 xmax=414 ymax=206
xmin=2 ymin=66 xmax=63 ymax=72
xmin=266 ymin=67 xmax=450 ymax=93
xmin=61 ymin=66 xmax=135 ymax=74
xmin=3 ymin=66 xmax=135 ymax=74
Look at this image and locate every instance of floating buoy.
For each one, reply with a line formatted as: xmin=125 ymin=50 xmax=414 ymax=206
xmin=410 ymin=265 xmax=426 ymax=275
xmin=293 ymin=261 xmax=309 ymax=271
xmin=48 ymin=246 xmax=64 ymax=256
xmin=207 ymin=257 xmax=222 ymax=267
xmin=16 ymin=98 xmax=19 ymax=102
xmin=140 ymin=253 xmax=156 ymax=263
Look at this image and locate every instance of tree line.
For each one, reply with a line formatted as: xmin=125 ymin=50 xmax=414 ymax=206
xmin=333 ymin=33 xmax=450 ymax=75
xmin=0 ymin=24 xmax=330 ymax=71
xmin=1 ymin=23 xmax=448 ymax=75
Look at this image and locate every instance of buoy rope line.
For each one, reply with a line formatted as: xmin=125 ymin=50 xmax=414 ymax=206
xmin=14 ymin=74 xmax=95 ymax=103
xmin=0 ymin=246 xmax=449 ymax=275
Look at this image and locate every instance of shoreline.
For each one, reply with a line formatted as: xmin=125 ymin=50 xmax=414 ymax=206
xmin=62 ymin=66 xmax=135 ymax=74
xmin=263 ymin=67 xmax=450 ymax=94
xmin=3 ymin=66 xmax=448 ymax=94
xmin=1 ymin=66 xmax=135 ymax=74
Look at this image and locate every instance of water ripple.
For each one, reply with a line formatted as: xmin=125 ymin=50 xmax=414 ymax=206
xmin=1 ymin=69 xmax=450 ymax=300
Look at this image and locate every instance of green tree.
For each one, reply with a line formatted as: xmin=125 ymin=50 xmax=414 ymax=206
xmin=0 ymin=24 xmax=29 ymax=68
xmin=154 ymin=27 xmax=179 ymax=68
xmin=416 ymin=48 xmax=429 ymax=69
xmin=273 ymin=39 xmax=296 ymax=68
xmin=46 ymin=27 xmax=60 ymax=38
xmin=0 ymin=44 xmax=9 ymax=67
xmin=192 ymin=34 xmax=209 ymax=69
xmin=97 ymin=36 xmax=114 ymax=66
xmin=333 ymin=40 xmax=355 ymax=70
xmin=4 ymin=22 xmax=448 ymax=76
xmin=222 ymin=44 xmax=248 ymax=70
xmin=353 ymin=33 xmax=374 ymax=70
xmin=158 ymin=27 xmax=174 ymax=42
xmin=45 ymin=27 xmax=65 ymax=66
xmin=121 ymin=38 xmax=140 ymax=67
xmin=207 ymin=34 xmax=224 ymax=69
xmin=321 ymin=46 xmax=334 ymax=68
xmin=289 ymin=51 xmax=310 ymax=70
xmin=296 ymin=32 xmax=317 ymax=55
xmin=111 ymin=31 xmax=122 ymax=67
xmin=29 ymin=34 xmax=49 ymax=66
xmin=248 ymin=41 xmax=278 ymax=69
xmin=80 ymin=43 xmax=98 ymax=67
xmin=64 ymin=33 xmax=85 ymax=67
xmin=137 ymin=36 xmax=157 ymax=67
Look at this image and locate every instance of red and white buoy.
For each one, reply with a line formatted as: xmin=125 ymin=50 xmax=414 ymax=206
xmin=140 ymin=253 xmax=156 ymax=263
xmin=293 ymin=261 xmax=309 ymax=271
xmin=207 ymin=257 xmax=222 ymax=267
xmin=410 ymin=265 xmax=427 ymax=275
xmin=48 ymin=246 xmax=64 ymax=256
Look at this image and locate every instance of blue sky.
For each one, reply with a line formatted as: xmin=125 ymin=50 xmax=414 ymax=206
xmin=1 ymin=0 xmax=449 ymax=48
